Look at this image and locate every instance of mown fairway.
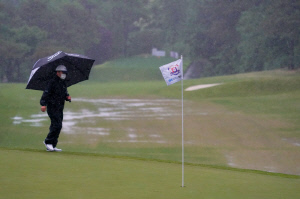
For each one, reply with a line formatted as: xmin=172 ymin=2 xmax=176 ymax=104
xmin=1 ymin=56 xmax=300 ymax=198
xmin=1 ymin=149 xmax=299 ymax=199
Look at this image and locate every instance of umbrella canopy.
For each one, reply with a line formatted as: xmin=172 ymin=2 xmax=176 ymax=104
xmin=26 ymin=51 xmax=95 ymax=91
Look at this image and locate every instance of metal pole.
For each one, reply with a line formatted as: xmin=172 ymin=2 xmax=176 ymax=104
xmin=181 ymin=55 xmax=184 ymax=187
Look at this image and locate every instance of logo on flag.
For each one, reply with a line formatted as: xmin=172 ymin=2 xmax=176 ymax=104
xmin=169 ymin=64 xmax=180 ymax=76
xmin=159 ymin=59 xmax=182 ymax=86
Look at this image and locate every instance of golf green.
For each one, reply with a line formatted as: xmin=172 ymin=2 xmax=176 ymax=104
xmin=1 ymin=149 xmax=299 ymax=199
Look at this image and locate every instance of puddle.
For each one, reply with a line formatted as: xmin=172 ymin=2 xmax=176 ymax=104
xmin=128 ymin=133 xmax=138 ymax=138
xmin=41 ymin=98 xmax=182 ymax=123
xmin=282 ymin=138 xmax=300 ymax=147
xmin=225 ymin=154 xmax=237 ymax=167
xmin=11 ymin=98 xmax=180 ymax=144
xmin=264 ymin=166 xmax=276 ymax=173
xmin=12 ymin=115 xmax=47 ymax=126
xmin=106 ymin=140 xmax=167 ymax=144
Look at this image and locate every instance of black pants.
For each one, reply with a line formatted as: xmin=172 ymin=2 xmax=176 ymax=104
xmin=44 ymin=104 xmax=64 ymax=148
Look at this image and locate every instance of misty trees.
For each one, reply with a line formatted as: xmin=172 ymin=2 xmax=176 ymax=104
xmin=0 ymin=0 xmax=101 ymax=82
xmin=180 ymin=0 xmax=300 ymax=76
xmin=261 ymin=0 xmax=300 ymax=70
xmin=19 ymin=0 xmax=101 ymax=54
xmin=149 ymin=0 xmax=188 ymax=53
xmin=185 ymin=0 xmax=247 ymax=75
xmin=99 ymin=0 xmax=148 ymax=57
xmin=237 ymin=0 xmax=300 ymax=72
xmin=0 ymin=2 xmax=47 ymax=82
xmin=0 ymin=0 xmax=299 ymax=82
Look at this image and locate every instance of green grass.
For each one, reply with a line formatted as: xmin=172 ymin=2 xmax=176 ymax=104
xmin=1 ymin=149 xmax=299 ymax=199
xmin=89 ymin=55 xmax=187 ymax=82
xmin=1 ymin=56 xmax=300 ymax=198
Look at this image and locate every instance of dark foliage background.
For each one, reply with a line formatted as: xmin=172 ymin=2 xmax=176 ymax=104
xmin=0 ymin=0 xmax=299 ymax=82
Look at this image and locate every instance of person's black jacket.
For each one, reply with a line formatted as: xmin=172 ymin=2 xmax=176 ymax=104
xmin=40 ymin=75 xmax=70 ymax=107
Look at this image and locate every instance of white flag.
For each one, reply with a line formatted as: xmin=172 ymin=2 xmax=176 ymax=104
xmin=159 ymin=59 xmax=182 ymax=86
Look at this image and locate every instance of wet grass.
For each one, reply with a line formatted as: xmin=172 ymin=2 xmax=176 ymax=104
xmin=1 ymin=68 xmax=300 ymax=174
xmin=89 ymin=55 xmax=187 ymax=83
xmin=1 ymin=58 xmax=300 ymax=198
xmin=1 ymin=149 xmax=299 ymax=199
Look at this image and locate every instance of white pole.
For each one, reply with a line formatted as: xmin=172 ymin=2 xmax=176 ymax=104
xmin=181 ymin=55 xmax=184 ymax=187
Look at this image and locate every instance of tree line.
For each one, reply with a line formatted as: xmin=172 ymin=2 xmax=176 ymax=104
xmin=0 ymin=0 xmax=299 ymax=82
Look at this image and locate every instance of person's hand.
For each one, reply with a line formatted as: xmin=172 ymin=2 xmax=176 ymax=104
xmin=41 ymin=106 xmax=46 ymax=112
xmin=67 ymin=96 xmax=71 ymax=102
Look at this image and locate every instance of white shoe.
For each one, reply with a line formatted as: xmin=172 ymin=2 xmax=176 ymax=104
xmin=43 ymin=141 xmax=54 ymax=152
xmin=53 ymin=147 xmax=62 ymax=152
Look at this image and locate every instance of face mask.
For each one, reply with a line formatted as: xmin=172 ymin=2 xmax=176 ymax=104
xmin=60 ymin=74 xmax=66 ymax=80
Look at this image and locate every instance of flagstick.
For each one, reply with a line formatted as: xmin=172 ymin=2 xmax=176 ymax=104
xmin=181 ymin=55 xmax=184 ymax=187
xmin=158 ymin=56 xmax=185 ymax=187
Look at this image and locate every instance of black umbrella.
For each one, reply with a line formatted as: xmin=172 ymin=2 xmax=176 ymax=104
xmin=26 ymin=51 xmax=95 ymax=91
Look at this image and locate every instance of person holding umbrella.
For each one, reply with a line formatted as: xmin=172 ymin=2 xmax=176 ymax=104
xmin=40 ymin=65 xmax=71 ymax=152
xmin=26 ymin=51 xmax=95 ymax=151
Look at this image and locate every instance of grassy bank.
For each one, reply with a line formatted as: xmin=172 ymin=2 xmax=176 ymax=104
xmin=89 ymin=55 xmax=190 ymax=82
xmin=0 ymin=56 xmax=300 ymax=197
